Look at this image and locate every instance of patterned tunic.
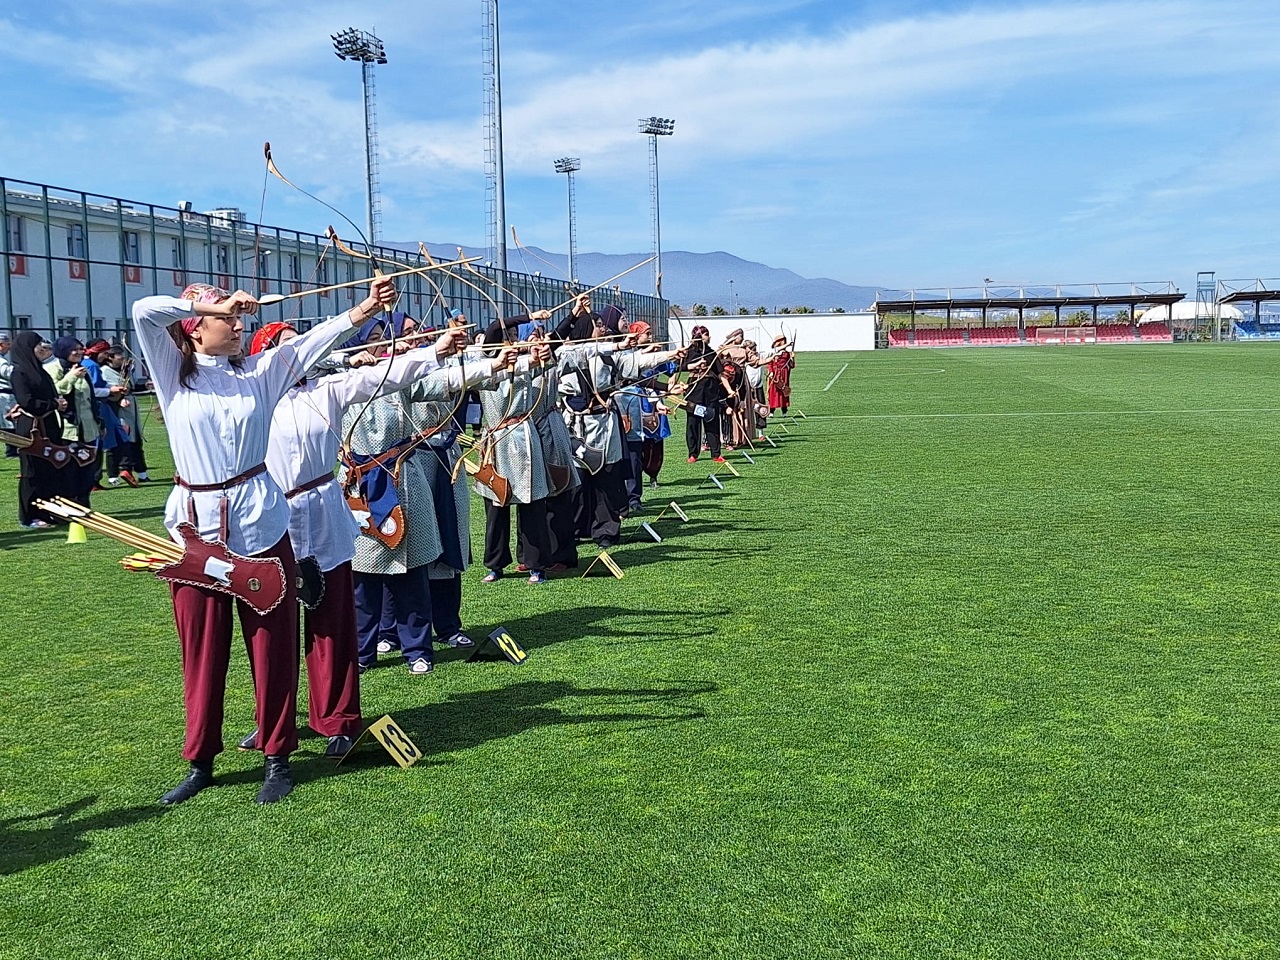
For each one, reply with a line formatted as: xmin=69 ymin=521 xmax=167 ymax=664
xmin=474 ymin=356 xmax=549 ymax=505
xmin=558 ymin=345 xmax=682 ymax=468
xmin=340 ymin=355 xmax=495 ymax=576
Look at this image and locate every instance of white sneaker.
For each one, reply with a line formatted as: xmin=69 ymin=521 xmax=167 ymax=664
xmin=408 ymin=658 xmax=434 ymax=675
xmin=376 ymin=639 xmax=394 ymax=655
xmin=105 ymin=477 xmax=122 ymax=486
xmin=444 ymin=632 xmax=474 ymax=648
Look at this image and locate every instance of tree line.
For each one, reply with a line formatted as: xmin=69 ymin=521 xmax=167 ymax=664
xmin=673 ymin=305 xmax=848 ymax=317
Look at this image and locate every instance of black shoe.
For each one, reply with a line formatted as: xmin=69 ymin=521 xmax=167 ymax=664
xmin=237 ymin=727 xmax=260 ymax=751
xmin=325 ymin=735 xmax=354 ymax=759
xmin=159 ymin=760 xmax=213 ymax=805
xmin=255 ymin=755 xmax=293 ymax=804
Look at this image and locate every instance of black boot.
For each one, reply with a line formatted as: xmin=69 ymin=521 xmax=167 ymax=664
xmin=325 ymin=734 xmax=354 ymax=759
xmin=237 ymin=727 xmax=260 ymax=751
xmin=255 ymin=755 xmax=293 ymax=804
xmin=159 ymin=759 xmax=214 ymax=805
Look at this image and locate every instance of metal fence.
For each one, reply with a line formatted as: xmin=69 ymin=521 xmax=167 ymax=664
xmin=0 ymin=176 xmax=668 ymax=347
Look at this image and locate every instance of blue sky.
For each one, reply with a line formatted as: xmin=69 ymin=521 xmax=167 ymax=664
xmin=1 ymin=0 xmax=1279 ymax=295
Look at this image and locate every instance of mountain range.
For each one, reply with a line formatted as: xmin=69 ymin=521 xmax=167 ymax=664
xmin=389 ymin=241 xmax=886 ymax=313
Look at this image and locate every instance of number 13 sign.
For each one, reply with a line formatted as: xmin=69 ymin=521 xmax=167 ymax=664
xmin=338 ymin=715 xmax=422 ymax=768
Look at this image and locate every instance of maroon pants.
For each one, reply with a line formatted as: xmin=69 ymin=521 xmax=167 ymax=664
xmin=171 ymin=535 xmax=299 ymax=761
xmin=303 ymin=562 xmax=362 ymax=738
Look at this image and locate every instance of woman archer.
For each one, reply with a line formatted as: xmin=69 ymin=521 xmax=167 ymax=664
xmin=132 ymin=275 xmax=397 ymax=806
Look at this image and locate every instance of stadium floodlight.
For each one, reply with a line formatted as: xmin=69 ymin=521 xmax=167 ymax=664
xmin=638 ymin=117 xmax=675 ymax=298
xmin=554 ymin=158 xmax=582 ymax=284
xmin=332 ymin=28 xmax=388 ymax=243
xmin=638 ymin=117 xmax=676 ymax=137
xmin=332 ymin=28 xmax=387 ymax=64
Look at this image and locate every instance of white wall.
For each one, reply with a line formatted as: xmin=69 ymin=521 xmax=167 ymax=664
xmin=670 ymin=313 xmax=876 ymax=351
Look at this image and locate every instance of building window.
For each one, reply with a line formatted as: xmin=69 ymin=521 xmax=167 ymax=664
xmin=67 ymin=224 xmax=86 ymax=259
xmin=121 ymin=231 xmax=141 ymax=264
xmin=215 ymin=244 xmax=230 ymax=274
xmin=57 ymin=316 xmax=78 ymax=335
xmin=258 ymin=251 xmax=271 ymax=279
xmin=287 ymin=254 xmax=301 ymax=282
xmin=317 ymin=258 xmax=329 ymax=285
xmin=14 ymin=315 xmax=31 ymax=329
xmin=6 ymin=215 xmax=24 ymax=252
xmin=171 ymin=238 xmax=185 ymax=269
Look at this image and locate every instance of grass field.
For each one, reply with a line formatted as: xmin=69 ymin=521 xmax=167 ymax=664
xmin=2 ymin=343 xmax=1279 ymax=959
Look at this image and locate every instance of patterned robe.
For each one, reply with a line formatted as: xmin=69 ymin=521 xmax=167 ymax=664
xmin=474 ymin=357 xmax=548 ymax=505
xmin=340 ymin=356 xmax=495 ymax=577
xmin=558 ymin=345 xmax=682 ymax=470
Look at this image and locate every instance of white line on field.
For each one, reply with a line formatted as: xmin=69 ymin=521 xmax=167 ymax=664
xmin=805 ymin=407 xmax=1280 ymax=422
xmin=823 ymin=364 xmax=849 ymax=391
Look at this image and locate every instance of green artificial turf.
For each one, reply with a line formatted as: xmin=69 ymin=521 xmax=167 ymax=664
xmin=2 ymin=343 xmax=1279 ymax=959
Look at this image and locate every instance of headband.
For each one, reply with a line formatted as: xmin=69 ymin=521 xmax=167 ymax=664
xmin=179 ymin=283 xmax=230 ymax=334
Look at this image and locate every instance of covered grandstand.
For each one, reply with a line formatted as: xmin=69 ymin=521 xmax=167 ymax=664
xmin=877 ymin=281 xmax=1181 ymax=348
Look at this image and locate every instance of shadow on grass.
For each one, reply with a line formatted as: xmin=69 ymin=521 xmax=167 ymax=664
xmin=0 ymin=795 xmax=167 ymax=876
xmin=457 ymin=603 xmax=728 ymax=655
xmin=606 ymin=539 xmax=770 ymax=571
xmin=393 ymin=678 xmax=718 ymax=760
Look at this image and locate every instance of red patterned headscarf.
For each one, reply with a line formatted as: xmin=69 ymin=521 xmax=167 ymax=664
xmin=178 ymin=283 xmax=230 ymax=335
xmin=249 ymin=321 xmax=296 ymax=356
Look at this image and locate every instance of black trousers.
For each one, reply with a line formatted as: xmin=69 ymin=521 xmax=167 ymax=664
xmin=573 ymin=461 xmax=627 ymax=547
xmin=685 ymin=402 xmax=721 ymax=459
xmin=483 ymin=498 xmax=551 ymax=572
xmin=18 ymin=453 xmax=65 ymax=525
xmin=622 ymin=439 xmax=645 ymax=510
xmin=108 ymin=440 xmax=147 ymax=476
xmin=545 ymin=488 xmax=579 ymax=567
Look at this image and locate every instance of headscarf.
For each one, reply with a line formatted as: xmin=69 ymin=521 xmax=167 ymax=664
xmin=84 ymin=338 xmax=110 ymax=358
xmin=179 ymin=283 xmax=230 ymax=334
xmin=52 ymin=336 xmax=83 ymax=365
xmin=11 ymin=331 xmax=49 ymax=381
xmin=598 ymin=305 xmax=627 ymax=335
xmin=9 ymin=331 xmax=58 ymax=417
xmin=627 ymin=320 xmax=651 ymax=339
xmin=249 ymin=321 xmax=296 ymax=356
xmin=340 ymin=314 xmax=387 ymax=351
xmin=691 ymin=325 xmax=710 ymax=340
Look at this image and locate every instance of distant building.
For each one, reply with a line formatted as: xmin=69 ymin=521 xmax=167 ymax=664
xmin=1 ymin=178 xmax=667 ymax=342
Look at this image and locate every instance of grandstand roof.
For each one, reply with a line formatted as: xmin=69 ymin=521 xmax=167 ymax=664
xmin=1218 ymin=279 xmax=1280 ymax=305
xmin=874 ymin=282 xmax=1183 ymax=316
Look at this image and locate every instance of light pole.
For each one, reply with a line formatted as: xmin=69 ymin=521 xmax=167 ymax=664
xmin=638 ymin=117 xmax=674 ymax=299
xmin=332 ymin=27 xmax=388 ymax=245
xmin=728 ymin=278 xmax=735 ymax=314
xmin=482 ymin=0 xmax=508 ymax=307
xmin=554 ymin=158 xmax=581 ymax=286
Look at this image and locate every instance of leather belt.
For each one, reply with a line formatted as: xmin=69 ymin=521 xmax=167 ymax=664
xmin=174 ymin=462 xmax=267 ymax=492
xmin=285 ymin=471 xmax=336 ymax=499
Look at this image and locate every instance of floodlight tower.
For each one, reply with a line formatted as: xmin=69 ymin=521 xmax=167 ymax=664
xmin=483 ymin=0 xmax=508 ymax=291
xmin=332 ymin=27 xmax=388 ymax=245
xmin=554 ymin=158 xmax=581 ymax=285
xmin=638 ymin=117 xmax=674 ymax=298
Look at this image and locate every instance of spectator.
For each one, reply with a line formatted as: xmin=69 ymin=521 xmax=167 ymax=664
xmin=9 ymin=332 xmax=66 ymax=527
xmin=0 ymin=332 xmax=14 ymax=458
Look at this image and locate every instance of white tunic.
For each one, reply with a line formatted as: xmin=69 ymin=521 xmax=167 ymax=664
xmin=131 ymin=295 xmax=357 ymax=556
xmin=267 ymin=346 xmax=443 ymax=573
